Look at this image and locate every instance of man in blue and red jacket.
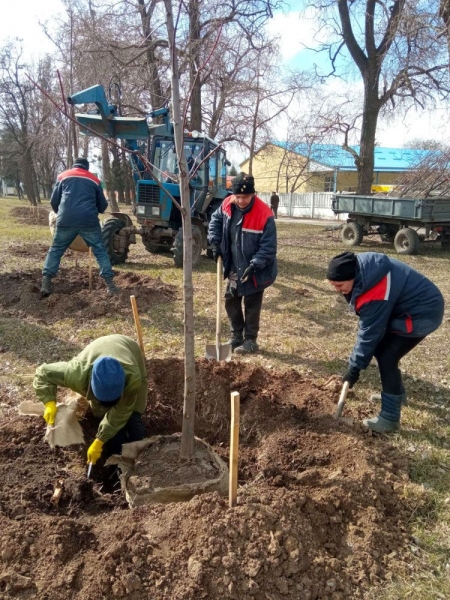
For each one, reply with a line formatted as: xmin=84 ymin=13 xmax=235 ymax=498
xmin=41 ymin=157 xmax=118 ymax=296
xmin=208 ymin=174 xmax=277 ymax=354
xmin=327 ymin=251 xmax=444 ymax=433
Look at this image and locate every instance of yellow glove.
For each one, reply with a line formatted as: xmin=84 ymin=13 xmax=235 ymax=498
xmin=87 ymin=439 xmax=104 ymax=465
xmin=43 ymin=401 xmax=57 ymax=426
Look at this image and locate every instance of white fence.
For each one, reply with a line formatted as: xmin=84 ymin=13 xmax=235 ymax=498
xmin=259 ymin=192 xmax=346 ymax=220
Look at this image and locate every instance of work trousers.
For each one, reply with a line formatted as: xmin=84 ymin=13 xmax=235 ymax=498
xmin=43 ymin=225 xmax=114 ymax=280
xmin=225 ymin=290 xmax=264 ymax=340
xmin=373 ymin=332 xmax=425 ymax=395
xmin=271 ymin=205 xmax=279 ymax=219
xmin=103 ymin=411 xmax=146 ymax=458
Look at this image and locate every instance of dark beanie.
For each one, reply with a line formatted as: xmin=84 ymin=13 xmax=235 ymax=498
xmin=232 ymin=174 xmax=255 ymax=195
xmin=73 ymin=157 xmax=89 ymax=170
xmin=91 ymin=357 xmax=125 ymax=402
xmin=327 ymin=252 xmax=358 ymax=281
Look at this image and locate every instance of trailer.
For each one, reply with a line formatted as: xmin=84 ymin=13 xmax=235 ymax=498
xmin=332 ymin=194 xmax=450 ymax=255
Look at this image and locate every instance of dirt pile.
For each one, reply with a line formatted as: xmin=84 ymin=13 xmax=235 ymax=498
xmin=0 ymin=268 xmax=177 ymax=323
xmin=0 ymin=359 xmax=420 ymax=599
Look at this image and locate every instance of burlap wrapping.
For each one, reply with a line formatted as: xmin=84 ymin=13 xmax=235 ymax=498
xmin=49 ymin=211 xmax=89 ymax=253
xmin=106 ymin=433 xmax=229 ymax=508
xmin=18 ymin=396 xmax=85 ymax=448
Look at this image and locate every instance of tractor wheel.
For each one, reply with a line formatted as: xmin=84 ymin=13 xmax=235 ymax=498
xmin=341 ymin=222 xmax=364 ymax=247
xmin=101 ymin=218 xmax=130 ymax=264
xmin=394 ymin=228 xmax=420 ymax=255
xmin=173 ymin=225 xmax=203 ymax=268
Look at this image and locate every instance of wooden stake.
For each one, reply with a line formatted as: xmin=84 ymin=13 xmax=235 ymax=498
xmin=88 ymin=248 xmax=93 ymax=293
xmin=130 ymin=295 xmax=145 ymax=358
xmin=229 ymin=391 xmax=240 ymax=508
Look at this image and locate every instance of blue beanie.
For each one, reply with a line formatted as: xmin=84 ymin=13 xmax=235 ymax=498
xmin=91 ymin=357 xmax=125 ymax=402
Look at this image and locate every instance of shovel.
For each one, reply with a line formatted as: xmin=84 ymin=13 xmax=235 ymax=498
xmin=333 ymin=381 xmax=350 ymax=419
xmin=206 ymin=256 xmax=232 ymax=362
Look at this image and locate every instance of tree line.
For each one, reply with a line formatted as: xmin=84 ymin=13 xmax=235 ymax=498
xmin=1 ymin=0 xmax=449 ymax=203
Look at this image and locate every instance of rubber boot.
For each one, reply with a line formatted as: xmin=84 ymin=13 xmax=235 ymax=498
xmin=234 ymin=338 xmax=259 ymax=355
xmin=105 ymin=277 xmax=119 ymax=295
xmin=363 ymin=392 xmax=402 ymax=433
xmin=226 ymin=332 xmax=244 ymax=352
xmin=40 ymin=275 xmax=53 ymax=297
xmin=370 ymin=387 xmax=408 ymax=406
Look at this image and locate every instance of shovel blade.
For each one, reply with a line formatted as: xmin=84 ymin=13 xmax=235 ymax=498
xmin=205 ymin=343 xmax=232 ymax=362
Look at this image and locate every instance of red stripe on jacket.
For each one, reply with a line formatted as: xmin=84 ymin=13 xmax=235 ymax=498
xmin=58 ymin=167 xmax=101 ymax=184
xmin=355 ymin=273 xmax=391 ymax=312
xmin=222 ymin=195 xmax=273 ymax=231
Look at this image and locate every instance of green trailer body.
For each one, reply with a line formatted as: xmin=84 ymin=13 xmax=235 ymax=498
xmin=331 ymin=194 xmax=450 ymax=255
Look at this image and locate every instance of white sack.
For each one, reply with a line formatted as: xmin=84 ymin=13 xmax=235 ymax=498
xmin=18 ymin=398 xmax=85 ymax=448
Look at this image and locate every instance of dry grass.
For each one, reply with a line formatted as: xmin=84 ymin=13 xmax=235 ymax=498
xmin=1 ymin=196 xmax=450 ymax=598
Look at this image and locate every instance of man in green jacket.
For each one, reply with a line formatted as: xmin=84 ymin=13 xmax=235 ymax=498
xmin=33 ymin=334 xmax=148 ymax=465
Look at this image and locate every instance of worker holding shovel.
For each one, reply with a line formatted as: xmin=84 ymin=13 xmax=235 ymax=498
xmin=208 ymin=174 xmax=277 ymax=354
xmin=327 ymin=251 xmax=444 ymax=433
xmin=33 ymin=334 xmax=148 ymax=466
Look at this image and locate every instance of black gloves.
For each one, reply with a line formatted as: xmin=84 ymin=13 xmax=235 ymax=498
xmin=241 ymin=263 xmax=256 ymax=283
xmin=211 ymin=245 xmax=222 ymax=263
xmin=342 ymin=366 xmax=360 ymax=388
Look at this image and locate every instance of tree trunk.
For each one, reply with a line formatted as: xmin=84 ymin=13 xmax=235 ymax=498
xmin=101 ymin=140 xmax=119 ymax=211
xmin=137 ymin=0 xmax=165 ymax=112
xmin=165 ymin=0 xmax=196 ymax=460
xmin=357 ymin=78 xmax=381 ymax=194
xmin=22 ymin=152 xmax=37 ymax=206
xmin=188 ymin=0 xmax=202 ymax=131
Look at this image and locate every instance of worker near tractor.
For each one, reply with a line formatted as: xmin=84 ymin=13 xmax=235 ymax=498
xmin=327 ymin=251 xmax=444 ymax=434
xmin=33 ymin=334 xmax=148 ymax=465
xmin=208 ymin=174 xmax=277 ymax=354
xmin=40 ymin=157 xmax=119 ymax=297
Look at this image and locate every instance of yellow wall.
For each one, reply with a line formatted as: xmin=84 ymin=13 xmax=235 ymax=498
xmin=240 ymin=144 xmax=405 ymax=194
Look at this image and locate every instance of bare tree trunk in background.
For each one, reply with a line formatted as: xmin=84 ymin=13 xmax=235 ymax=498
xmin=101 ymin=140 xmax=119 ymax=211
xmin=165 ymin=0 xmax=196 ymax=460
xmin=22 ymin=151 xmax=37 ymax=206
xmin=137 ymin=0 xmax=166 ymax=111
xmin=188 ymin=0 xmax=202 ymax=131
xmin=122 ymin=148 xmax=133 ymax=205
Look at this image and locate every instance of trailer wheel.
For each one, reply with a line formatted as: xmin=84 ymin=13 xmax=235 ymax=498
xmin=173 ymin=225 xmax=203 ymax=268
xmin=394 ymin=228 xmax=420 ymax=255
xmin=341 ymin=222 xmax=364 ymax=247
xmin=101 ymin=218 xmax=130 ymax=264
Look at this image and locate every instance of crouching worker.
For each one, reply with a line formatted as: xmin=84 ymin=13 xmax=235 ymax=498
xmin=327 ymin=251 xmax=444 ymax=434
xmin=33 ymin=334 xmax=148 ymax=465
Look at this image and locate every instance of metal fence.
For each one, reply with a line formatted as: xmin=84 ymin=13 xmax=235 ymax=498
xmin=259 ymin=192 xmax=346 ymax=220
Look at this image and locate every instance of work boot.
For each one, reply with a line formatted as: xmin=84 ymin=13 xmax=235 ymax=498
xmin=227 ymin=333 xmax=244 ymax=352
xmin=105 ymin=278 xmax=119 ymax=295
xmin=234 ymin=338 xmax=259 ymax=355
xmin=363 ymin=415 xmax=400 ymax=434
xmin=363 ymin=392 xmax=402 ymax=433
xmin=40 ymin=275 xmax=53 ymax=297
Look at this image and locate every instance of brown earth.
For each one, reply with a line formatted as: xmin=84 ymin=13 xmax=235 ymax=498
xmin=0 ymin=209 xmax=422 ymax=598
xmin=0 ymin=357 xmax=420 ymax=600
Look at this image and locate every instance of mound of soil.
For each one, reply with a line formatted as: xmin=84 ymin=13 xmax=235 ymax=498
xmin=0 ymin=268 xmax=177 ymax=323
xmin=10 ymin=205 xmax=51 ymax=226
xmin=0 ymin=358 xmax=418 ymax=599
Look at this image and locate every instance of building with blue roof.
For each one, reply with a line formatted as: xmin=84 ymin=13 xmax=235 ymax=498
xmin=240 ymin=142 xmax=432 ymax=194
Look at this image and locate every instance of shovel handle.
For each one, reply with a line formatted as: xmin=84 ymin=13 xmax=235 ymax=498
xmin=333 ymin=381 xmax=350 ymax=420
xmin=216 ymin=257 xmax=222 ymax=355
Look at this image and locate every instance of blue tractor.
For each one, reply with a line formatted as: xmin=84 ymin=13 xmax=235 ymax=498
xmin=68 ymin=84 xmax=231 ymax=267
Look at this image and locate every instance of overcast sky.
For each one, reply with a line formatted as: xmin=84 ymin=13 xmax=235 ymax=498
xmin=1 ymin=0 xmax=448 ymax=156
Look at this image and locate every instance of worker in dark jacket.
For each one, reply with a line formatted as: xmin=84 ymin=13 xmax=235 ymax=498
xmin=208 ymin=174 xmax=277 ymax=354
xmin=40 ymin=157 xmax=118 ymax=297
xmin=327 ymin=251 xmax=444 ymax=433
xmin=33 ymin=334 xmax=148 ymax=463
xmin=270 ymin=191 xmax=280 ymax=219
